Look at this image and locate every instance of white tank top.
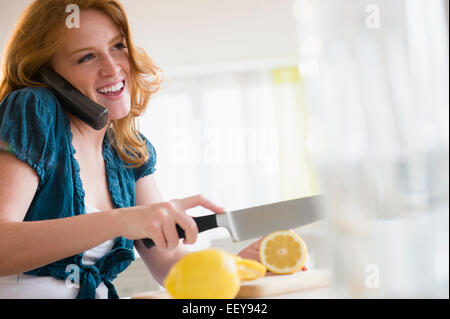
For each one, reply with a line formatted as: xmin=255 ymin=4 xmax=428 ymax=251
xmin=0 ymin=203 xmax=115 ymax=299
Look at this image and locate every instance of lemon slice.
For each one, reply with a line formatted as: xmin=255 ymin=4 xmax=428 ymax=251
xmin=233 ymin=256 xmax=266 ymax=281
xmin=259 ymin=230 xmax=307 ymax=274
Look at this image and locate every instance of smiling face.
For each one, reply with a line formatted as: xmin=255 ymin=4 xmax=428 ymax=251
xmin=51 ymin=9 xmax=131 ymax=121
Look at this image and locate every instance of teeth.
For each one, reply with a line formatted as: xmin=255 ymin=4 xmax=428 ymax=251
xmin=97 ymin=81 xmax=123 ymax=94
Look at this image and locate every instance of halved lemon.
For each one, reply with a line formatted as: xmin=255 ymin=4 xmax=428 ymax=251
xmin=232 ymin=255 xmax=267 ymax=281
xmin=259 ymin=230 xmax=307 ymax=274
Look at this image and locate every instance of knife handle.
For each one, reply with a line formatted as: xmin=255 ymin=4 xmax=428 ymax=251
xmin=141 ymin=214 xmax=218 ymax=249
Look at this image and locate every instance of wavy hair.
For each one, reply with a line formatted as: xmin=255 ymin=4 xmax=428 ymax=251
xmin=0 ymin=0 xmax=163 ymax=168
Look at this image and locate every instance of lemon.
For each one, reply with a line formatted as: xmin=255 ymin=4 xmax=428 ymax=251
xmin=234 ymin=257 xmax=266 ymax=281
xmin=164 ymin=249 xmax=240 ymax=299
xmin=259 ymin=230 xmax=307 ymax=274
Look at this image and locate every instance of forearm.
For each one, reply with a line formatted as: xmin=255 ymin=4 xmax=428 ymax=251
xmin=135 ymin=240 xmax=191 ymax=286
xmin=152 ymin=247 xmax=191 ymax=287
xmin=0 ymin=209 xmax=122 ymax=276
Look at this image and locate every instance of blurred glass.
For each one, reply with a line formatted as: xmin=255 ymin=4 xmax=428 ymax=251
xmin=295 ymin=0 xmax=449 ymax=298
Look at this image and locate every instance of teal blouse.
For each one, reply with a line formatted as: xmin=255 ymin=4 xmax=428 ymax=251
xmin=0 ymin=87 xmax=157 ymax=299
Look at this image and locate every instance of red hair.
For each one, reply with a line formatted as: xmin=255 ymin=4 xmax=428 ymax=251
xmin=0 ymin=0 xmax=164 ymax=167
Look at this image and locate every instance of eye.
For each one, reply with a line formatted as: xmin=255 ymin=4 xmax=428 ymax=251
xmin=114 ymin=42 xmax=127 ymax=50
xmin=78 ymin=53 xmax=94 ymax=64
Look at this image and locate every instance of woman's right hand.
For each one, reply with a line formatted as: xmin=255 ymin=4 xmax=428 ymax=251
xmin=116 ymin=194 xmax=225 ymax=250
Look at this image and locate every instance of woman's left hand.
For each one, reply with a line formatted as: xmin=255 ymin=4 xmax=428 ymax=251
xmin=237 ymin=237 xmax=264 ymax=262
xmin=237 ymin=237 xmax=277 ymax=276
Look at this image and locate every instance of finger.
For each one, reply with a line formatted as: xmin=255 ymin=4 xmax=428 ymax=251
xmin=162 ymin=219 xmax=179 ymax=250
xmin=175 ymin=213 xmax=198 ymax=245
xmin=150 ymin=228 xmax=167 ymax=250
xmin=254 ymin=237 xmax=264 ymax=247
xmin=238 ymin=246 xmax=260 ymax=261
xmin=243 ymin=237 xmax=264 ymax=251
xmin=177 ymin=194 xmax=226 ymax=214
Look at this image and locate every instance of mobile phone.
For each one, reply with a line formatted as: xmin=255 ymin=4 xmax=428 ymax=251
xmin=40 ymin=67 xmax=108 ymax=130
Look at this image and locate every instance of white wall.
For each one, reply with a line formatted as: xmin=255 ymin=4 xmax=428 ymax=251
xmin=0 ymin=0 xmax=31 ymax=51
xmin=0 ymin=0 xmax=300 ymax=75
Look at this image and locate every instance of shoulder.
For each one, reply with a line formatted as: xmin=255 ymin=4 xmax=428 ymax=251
xmin=138 ymin=132 xmax=155 ymax=149
xmin=0 ymin=86 xmax=64 ymax=151
xmin=0 ymin=87 xmax=62 ymax=185
xmin=131 ymin=132 xmax=157 ymax=181
xmin=1 ymin=87 xmax=60 ymax=115
xmin=139 ymin=132 xmax=157 ymax=163
xmin=0 ymin=87 xmax=64 ymax=132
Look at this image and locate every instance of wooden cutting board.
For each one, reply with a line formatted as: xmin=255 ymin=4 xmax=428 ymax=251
xmin=131 ymin=269 xmax=332 ymax=299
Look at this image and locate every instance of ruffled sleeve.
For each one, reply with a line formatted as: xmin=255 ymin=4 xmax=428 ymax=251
xmin=0 ymin=88 xmax=57 ymax=188
xmin=133 ymin=132 xmax=157 ymax=181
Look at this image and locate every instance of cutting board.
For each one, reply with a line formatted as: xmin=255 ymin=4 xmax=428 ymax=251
xmin=131 ymin=269 xmax=332 ymax=299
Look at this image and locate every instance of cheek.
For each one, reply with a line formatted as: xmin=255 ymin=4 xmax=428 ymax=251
xmin=120 ymin=56 xmax=132 ymax=80
xmin=59 ymin=70 xmax=95 ymax=96
xmin=107 ymin=101 xmax=131 ymax=120
xmin=121 ymin=52 xmax=132 ymax=70
xmin=51 ymin=63 xmax=92 ymax=94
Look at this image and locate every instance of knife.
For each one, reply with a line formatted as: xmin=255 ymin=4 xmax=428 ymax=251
xmin=141 ymin=195 xmax=323 ymax=249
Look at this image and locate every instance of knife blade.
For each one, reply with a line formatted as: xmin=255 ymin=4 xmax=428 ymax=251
xmin=141 ymin=195 xmax=323 ymax=249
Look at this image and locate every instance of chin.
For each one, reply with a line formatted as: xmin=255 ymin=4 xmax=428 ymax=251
xmin=108 ymin=112 xmax=130 ymax=121
xmin=108 ymin=107 xmax=131 ymax=121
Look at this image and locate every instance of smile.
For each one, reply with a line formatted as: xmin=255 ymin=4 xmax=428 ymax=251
xmin=96 ymin=80 xmax=125 ymax=96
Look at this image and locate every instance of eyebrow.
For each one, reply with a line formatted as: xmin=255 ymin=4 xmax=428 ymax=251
xmin=67 ymin=34 xmax=124 ymax=57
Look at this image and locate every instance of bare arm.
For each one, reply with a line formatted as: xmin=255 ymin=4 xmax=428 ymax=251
xmin=0 ymin=152 xmax=122 ymax=276
xmin=0 ymin=151 xmax=224 ymax=282
xmin=133 ymin=174 xmax=225 ymax=286
xmin=133 ymin=174 xmax=192 ymax=286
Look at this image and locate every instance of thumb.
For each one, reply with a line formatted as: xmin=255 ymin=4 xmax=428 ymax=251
xmin=177 ymin=194 xmax=226 ymax=214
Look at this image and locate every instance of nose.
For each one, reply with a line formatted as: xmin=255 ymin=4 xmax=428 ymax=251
xmin=99 ymin=54 xmax=121 ymax=78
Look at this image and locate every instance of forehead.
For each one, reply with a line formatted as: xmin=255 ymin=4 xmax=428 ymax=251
xmin=63 ymin=9 xmax=122 ymax=47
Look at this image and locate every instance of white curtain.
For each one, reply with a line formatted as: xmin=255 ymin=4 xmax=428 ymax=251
xmin=295 ymin=0 xmax=449 ymax=297
xmin=137 ymin=66 xmax=316 ymax=243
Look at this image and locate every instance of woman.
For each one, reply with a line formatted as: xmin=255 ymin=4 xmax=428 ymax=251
xmin=0 ymin=0 xmax=260 ymax=299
